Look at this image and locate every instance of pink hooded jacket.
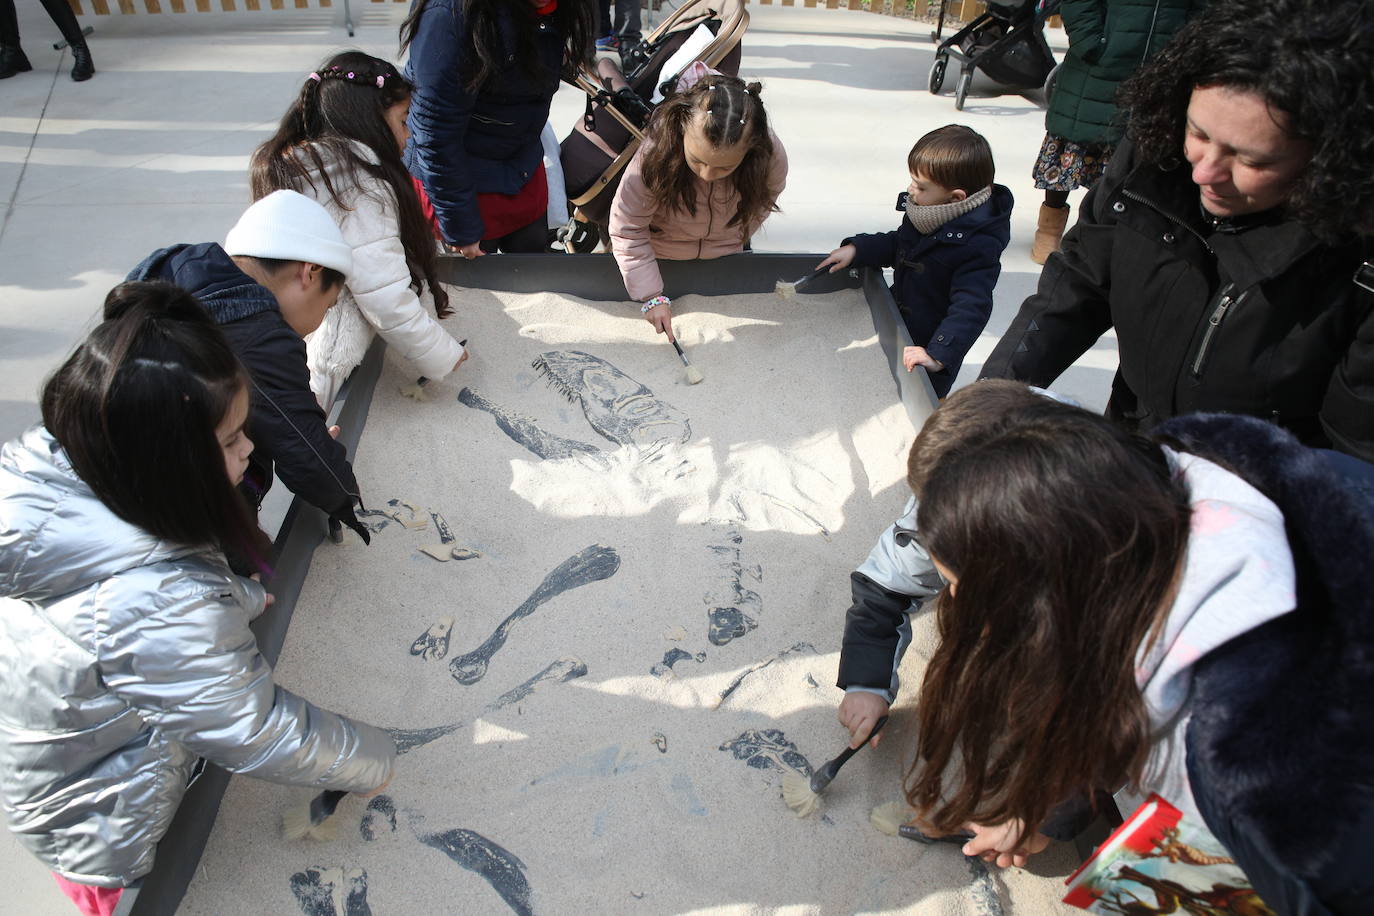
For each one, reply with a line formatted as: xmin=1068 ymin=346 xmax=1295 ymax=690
xmin=609 ymin=133 xmax=788 ymax=302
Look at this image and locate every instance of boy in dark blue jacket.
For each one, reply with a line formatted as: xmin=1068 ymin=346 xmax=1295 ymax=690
xmin=128 ymin=191 xmax=371 ymax=548
xmin=819 ymin=125 xmax=1013 ymax=398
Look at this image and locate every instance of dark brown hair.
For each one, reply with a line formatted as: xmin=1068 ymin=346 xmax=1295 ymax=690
xmin=250 ymin=51 xmax=450 ymax=318
xmin=905 ymin=401 xmax=1191 ymax=837
xmin=400 ymin=0 xmax=596 ymax=92
xmin=639 ymin=74 xmax=780 ymax=239
xmin=906 ymin=380 xmax=1047 ymax=496
xmin=41 ymin=281 xmax=270 ymax=568
xmin=1118 ymin=0 xmax=1374 ymax=242
xmin=907 ymin=125 xmax=995 ymax=195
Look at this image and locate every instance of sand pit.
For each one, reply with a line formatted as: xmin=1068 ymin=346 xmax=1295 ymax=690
xmin=180 ymin=286 xmax=1078 ymax=915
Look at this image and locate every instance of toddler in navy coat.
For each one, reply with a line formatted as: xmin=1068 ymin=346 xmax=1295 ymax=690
xmin=819 ymin=125 xmax=1012 ymax=397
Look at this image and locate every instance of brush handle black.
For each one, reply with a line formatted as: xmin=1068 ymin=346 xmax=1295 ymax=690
xmin=311 ymin=789 xmax=349 ymax=825
xmin=811 ymin=715 xmax=888 ymax=792
xmin=794 ymin=265 xmax=830 ymax=292
xmin=671 ymin=339 xmax=690 ymax=366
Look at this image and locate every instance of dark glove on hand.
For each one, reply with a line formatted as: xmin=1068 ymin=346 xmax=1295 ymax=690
xmin=329 ymin=502 xmax=372 ymax=546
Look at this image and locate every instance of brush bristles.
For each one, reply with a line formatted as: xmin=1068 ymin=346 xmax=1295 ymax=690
xmin=781 ymin=771 xmax=821 ymax=818
xmin=283 ymin=803 xmax=340 ymax=842
xmin=775 ymin=280 xmax=796 ymax=300
xmin=869 ymin=801 xmax=915 ymax=836
xmin=684 ymin=364 xmax=704 ymax=385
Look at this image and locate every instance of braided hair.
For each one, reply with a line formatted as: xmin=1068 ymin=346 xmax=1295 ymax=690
xmin=250 ymin=51 xmax=449 ymax=318
xmin=639 ymin=74 xmax=780 ymax=238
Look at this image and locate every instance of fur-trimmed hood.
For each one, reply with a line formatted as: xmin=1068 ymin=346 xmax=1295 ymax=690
xmin=1157 ymin=413 xmax=1374 ymax=915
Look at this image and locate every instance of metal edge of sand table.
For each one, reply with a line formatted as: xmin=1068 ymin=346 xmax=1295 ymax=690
xmin=117 ymin=253 xmax=934 ymax=916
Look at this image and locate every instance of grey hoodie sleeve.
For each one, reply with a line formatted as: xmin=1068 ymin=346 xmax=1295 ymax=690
xmin=96 ymin=564 xmax=394 ymax=793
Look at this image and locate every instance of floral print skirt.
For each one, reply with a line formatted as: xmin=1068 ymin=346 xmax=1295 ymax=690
xmin=1032 ymin=134 xmax=1115 ymax=192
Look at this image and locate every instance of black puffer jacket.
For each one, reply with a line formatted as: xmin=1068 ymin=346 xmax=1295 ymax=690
xmin=982 ymin=140 xmax=1374 ymax=462
xmin=128 ymin=244 xmax=366 ymax=534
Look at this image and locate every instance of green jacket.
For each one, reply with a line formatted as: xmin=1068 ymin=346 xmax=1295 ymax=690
xmin=1046 ymin=0 xmax=1204 ymax=145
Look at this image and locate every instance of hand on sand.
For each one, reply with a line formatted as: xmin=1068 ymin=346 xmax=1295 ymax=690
xmin=961 ymin=819 xmax=1052 ymax=868
xmin=838 ymin=691 xmax=889 ymax=749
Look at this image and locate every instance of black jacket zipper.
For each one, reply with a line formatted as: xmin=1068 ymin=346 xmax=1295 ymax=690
xmin=1191 ymin=286 xmax=1248 ymax=379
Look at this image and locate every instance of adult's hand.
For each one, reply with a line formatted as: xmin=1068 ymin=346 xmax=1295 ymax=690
xmin=961 ymin=819 xmax=1053 ymax=868
xmin=451 ymin=241 xmax=485 ymax=260
xmin=838 ymin=691 xmax=889 ymax=749
xmin=645 ymin=303 xmax=675 ymax=342
xmin=817 ymin=244 xmax=857 ymax=274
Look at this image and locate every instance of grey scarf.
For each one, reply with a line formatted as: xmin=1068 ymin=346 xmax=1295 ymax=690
xmin=905 ymin=185 xmax=992 ymax=235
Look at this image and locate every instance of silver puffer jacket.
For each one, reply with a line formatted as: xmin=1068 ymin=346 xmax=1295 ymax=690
xmin=0 ymin=427 xmax=395 ymax=887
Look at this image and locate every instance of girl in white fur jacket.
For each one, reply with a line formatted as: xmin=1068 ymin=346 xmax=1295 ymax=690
xmin=251 ymin=51 xmax=468 ymax=407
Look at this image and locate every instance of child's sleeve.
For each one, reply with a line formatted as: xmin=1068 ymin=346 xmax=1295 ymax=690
xmin=923 ymin=245 xmax=1003 ymax=374
xmin=844 ymin=229 xmax=900 ymax=270
xmin=97 ymin=567 xmax=395 ymax=793
xmin=609 ymin=146 xmax=666 ymax=302
xmin=836 ymin=496 xmax=946 ymax=702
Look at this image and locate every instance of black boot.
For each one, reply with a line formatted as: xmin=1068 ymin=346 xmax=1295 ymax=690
xmin=37 ymin=0 xmax=92 ymax=80
xmin=68 ymin=36 xmax=92 ymax=81
xmin=0 ymin=45 xmax=32 ymax=79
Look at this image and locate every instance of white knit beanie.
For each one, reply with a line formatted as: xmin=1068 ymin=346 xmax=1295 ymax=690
xmin=224 ymin=190 xmax=352 ymax=280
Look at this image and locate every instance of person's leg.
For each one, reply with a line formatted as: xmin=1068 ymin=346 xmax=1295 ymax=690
xmin=617 ymin=0 xmax=641 ymax=44
xmin=492 ymin=216 xmax=551 ymax=253
xmin=53 ymin=875 xmax=123 ymax=916
xmin=38 ymin=0 xmax=93 ymax=80
xmin=0 ymin=0 xmax=32 ymax=79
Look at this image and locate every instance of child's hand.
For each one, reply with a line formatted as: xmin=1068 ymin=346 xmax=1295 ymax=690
xmin=645 ymin=303 xmax=675 ymax=342
xmin=356 ymin=769 xmax=393 ymax=798
xmin=451 ymin=241 xmax=485 ymax=260
xmin=903 ymin=346 xmax=945 ymax=373
xmin=838 ymin=691 xmax=889 ymax=749
xmin=961 ymin=819 xmax=1053 ymax=868
xmin=454 ymin=348 xmax=470 ymax=373
xmin=817 ymin=244 xmax=857 ymax=274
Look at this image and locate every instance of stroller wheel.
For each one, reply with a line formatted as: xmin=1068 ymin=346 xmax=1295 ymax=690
xmin=928 ymin=55 xmax=947 ymax=95
xmin=954 ymin=68 xmax=973 ymax=111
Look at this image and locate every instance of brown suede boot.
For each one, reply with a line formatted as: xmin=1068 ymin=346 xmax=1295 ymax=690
xmin=1030 ymin=203 xmax=1070 ymax=265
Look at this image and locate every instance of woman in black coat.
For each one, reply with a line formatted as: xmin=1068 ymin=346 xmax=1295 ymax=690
xmin=401 ymin=0 xmax=595 ymax=255
xmin=983 ymin=0 xmax=1374 ymax=464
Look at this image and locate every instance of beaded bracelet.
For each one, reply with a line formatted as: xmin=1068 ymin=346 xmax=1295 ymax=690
xmin=641 ymin=295 xmax=671 ymax=314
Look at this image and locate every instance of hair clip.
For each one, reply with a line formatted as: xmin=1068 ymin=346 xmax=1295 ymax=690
xmin=346 ymin=71 xmax=355 ymax=79
xmin=375 ymin=74 xmax=386 ymax=88
xmin=739 ymin=118 xmax=745 ymax=124
xmin=308 ymin=72 xmax=321 ymax=82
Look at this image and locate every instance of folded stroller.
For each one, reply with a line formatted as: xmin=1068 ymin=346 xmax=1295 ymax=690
xmin=557 ymin=0 xmax=748 ymax=251
xmin=928 ymin=0 xmax=1059 ymax=111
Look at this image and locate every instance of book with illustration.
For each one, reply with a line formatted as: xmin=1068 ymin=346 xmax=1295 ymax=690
xmin=1062 ymin=793 xmax=1274 ymax=915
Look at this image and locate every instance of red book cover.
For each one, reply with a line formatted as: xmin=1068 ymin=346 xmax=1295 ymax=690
xmin=1062 ymin=794 xmax=1274 ymax=915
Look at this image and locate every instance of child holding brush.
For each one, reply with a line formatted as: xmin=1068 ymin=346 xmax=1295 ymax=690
xmin=817 ymin=125 xmax=1012 ymax=398
xmin=0 ymin=283 xmax=394 ymax=915
xmin=835 ymin=381 xmax=1048 ymax=758
xmin=609 ymin=62 xmax=788 ymax=342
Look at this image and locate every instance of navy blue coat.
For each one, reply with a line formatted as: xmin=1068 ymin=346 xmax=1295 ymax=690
xmin=404 ymin=0 xmax=563 ymax=246
xmin=846 ymin=184 xmax=1013 ymax=397
xmin=128 ymin=244 xmax=363 ymax=526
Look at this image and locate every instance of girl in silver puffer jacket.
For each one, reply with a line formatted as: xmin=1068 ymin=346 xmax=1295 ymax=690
xmin=0 ymin=282 xmax=395 ymax=913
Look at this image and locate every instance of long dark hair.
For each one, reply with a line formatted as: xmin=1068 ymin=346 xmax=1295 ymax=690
xmin=250 ymin=51 xmax=450 ymax=319
xmin=400 ymin=0 xmax=596 ymax=91
xmin=1119 ymin=0 xmax=1374 ymax=242
xmin=905 ymin=403 xmax=1192 ymax=836
xmin=41 ymin=282 xmax=269 ymax=566
xmin=639 ymin=74 xmax=779 ymax=239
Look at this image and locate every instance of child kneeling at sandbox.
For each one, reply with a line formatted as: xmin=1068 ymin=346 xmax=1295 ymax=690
xmin=817 ymin=125 xmax=1012 ymax=398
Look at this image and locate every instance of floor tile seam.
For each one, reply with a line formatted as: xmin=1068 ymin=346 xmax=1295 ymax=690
xmin=1 ymin=61 xmax=65 ymax=249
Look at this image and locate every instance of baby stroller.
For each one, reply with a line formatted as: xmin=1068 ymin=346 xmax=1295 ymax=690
xmin=557 ymin=0 xmax=748 ymax=252
xmin=928 ymin=0 xmax=1059 ymax=111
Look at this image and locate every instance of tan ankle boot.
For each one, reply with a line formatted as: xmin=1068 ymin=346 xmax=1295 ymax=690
xmin=1031 ymin=203 xmax=1070 ymax=264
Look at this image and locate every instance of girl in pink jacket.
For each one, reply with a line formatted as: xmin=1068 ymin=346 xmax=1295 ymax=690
xmin=609 ymin=65 xmax=787 ymax=341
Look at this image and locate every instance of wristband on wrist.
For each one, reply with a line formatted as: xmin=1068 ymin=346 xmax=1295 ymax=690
xmin=641 ymin=295 xmax=671 ymax=314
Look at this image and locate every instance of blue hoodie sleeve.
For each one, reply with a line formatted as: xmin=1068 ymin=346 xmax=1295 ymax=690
xmin=406 ymin=0 xmax=485 ymax=247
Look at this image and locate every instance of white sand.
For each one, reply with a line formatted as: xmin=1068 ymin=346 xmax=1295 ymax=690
xmin=180 ymin=288 xmax=1077 ymax=915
